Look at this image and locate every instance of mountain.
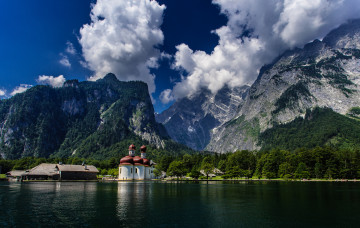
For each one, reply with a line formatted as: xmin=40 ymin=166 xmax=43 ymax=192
xmin=0 ymin=73 xmax=178 ymax=159
xmin=206 ymin=19 xmax=360 ymax=152
xmin=158 ymin=19 xmax=360 ymax=153
xmin=156 ymin=85 xmax=249 ymax=150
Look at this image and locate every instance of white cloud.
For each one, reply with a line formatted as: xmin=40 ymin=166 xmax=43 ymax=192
xmin=166 ymin=0 xmax=360 ymax=101
xmin=59 ymin=54 xmax=71 ymax=68
xmin=160 ymin=52 xmax=172 ymax=60
xmin=159 ymin=89 xmax=174 ymax=104
xmin=10 ymin=84 xmax=32 ymax=96
xmin=65 ymin=41 xmax=77 ymax=55
xmin=37 ymin=75 xmax=66 ymax=88
xmin=0 ymin=89 xmax=6 ymax=96
xmin=79 ymin=0 xmax=166 ymax=95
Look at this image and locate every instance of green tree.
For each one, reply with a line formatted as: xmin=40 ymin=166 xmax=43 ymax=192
xmin=188 ymin=168 xmax=201 ymax=180
xmin=153 ymin=168 xmax=162 ymax=178
xmin=314 ymin=162 xmax=322 ymax=179
xmin=225 ymin=167 xmax=245 ymax=179
xmin=108 ymin=168 xmax=119 ymax=177
xmin=294 ymin=162 xmax=310 ymax=179
xmin=157 ymin=156 xmax=174 ymax=172
xmin=226 ymin=150 xmax=256 ymax=175
xmin=201 ymin=157 xmax=214 ymax=179
xmin=261 ymin=149 xmax=286 ymax=178
xmin=278 ymin=162 xmax=292 ymax=178
xmin=182 ymin=154 xmax=194 ymax=174
xmin=217 ymin=160 xmax=226 ymax=172
xmin=167 ymin=160 xmax=186 ymax=178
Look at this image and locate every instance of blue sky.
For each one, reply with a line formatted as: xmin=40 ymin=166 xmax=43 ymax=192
xmin=1 ymin=0 xmax=359 ymax=113
xmin=0 ymin=0 xmax=226 ymax=112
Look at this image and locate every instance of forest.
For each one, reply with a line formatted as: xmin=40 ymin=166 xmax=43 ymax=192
xmin=2 ymin=146 xmax=360 ymax=180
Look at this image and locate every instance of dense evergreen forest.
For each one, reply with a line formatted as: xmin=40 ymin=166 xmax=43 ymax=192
xmin=260 ymin=107 xmax=360 ymax=151
xmin=2 ymin=146 xmax=360 ymax=180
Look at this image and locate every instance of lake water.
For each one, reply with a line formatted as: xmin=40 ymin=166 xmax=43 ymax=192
xmin=0 ymin=181 xmax=359 ymax=227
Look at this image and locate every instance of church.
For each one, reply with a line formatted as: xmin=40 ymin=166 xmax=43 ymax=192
xmin=118 ymin=144 xmax=155 ymax=180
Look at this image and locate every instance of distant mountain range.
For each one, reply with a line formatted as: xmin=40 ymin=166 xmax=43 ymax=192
xmin=0 ymin=73 xmax=189 ymax=159
xmin=157 ymin=19 xmax=360 ymax=153
xmin=3 ymin=19 xmax=360 ymax=158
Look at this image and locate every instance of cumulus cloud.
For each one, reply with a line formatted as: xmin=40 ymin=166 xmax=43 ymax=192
xmin=37 ymin=75 xmax=66 ymax=88
xmin=65 ymin=41 xmax=77 ymax=55
xmin=10 ymin=84 xmax=32 ymax=96
xmin=0 ymin=89 xmax=6 ymax=96
xmin=159 ymin=89 xmax=174 ymax=104
xmin=59 ymin=54 xmax=71 ymax=68
xmin=79 ymin=0 xmax=166 ymax=94
xmin=167 ymin=0 xmax=360 ymax=100
xmin=160 ymin=52 xmax=172 ymax=60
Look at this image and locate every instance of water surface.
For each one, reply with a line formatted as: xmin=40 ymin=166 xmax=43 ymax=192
xmin=0 ymin=181 xmax=359 ymax=227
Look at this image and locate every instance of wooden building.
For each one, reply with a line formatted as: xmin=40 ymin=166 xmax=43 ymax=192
xmin=57 ymin=164 xmax=99 ymax=180
xmin=22 ymin=163 xmax=60 ymax=180
xmin=6 ymin=170 xmax=26 ymax=181
xmin=7 ymin=163 xmax=99 ymax=181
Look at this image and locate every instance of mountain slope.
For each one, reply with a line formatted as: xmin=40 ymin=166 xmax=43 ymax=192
xmin=156 ymin=85 xmax=249 ymax=150
xmin=0 ymin=74 xmax=172 ymax=159
xmin=259 ymin=107 xmax=360 ymax=151
xmin=206 ymin=19 xmax=360 ymax=152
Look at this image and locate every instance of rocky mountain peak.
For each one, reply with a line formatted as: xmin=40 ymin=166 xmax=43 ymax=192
xmin=0 ymin=75 xmax=168 ymax=159
xmin=156 ymin=85 xmax=249 ymax=150
xmin=100 ymin=73 xmax=119 ymax=83
xmin=323 ymin=19 xmax=360 ymax=49
xmin=205 ymin=19 xmax=360 ymax=153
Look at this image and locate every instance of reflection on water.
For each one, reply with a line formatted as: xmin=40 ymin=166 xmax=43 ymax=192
xmin=118 ymin=183 xmax=153 ymax=223
xmin=1 ymin=181 xmax=360 ymax=227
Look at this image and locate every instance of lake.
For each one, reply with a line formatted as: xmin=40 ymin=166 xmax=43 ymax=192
xmin=0 ymin=181 xmax=359 ymax=227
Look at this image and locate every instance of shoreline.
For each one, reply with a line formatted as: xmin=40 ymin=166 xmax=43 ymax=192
xmin=156 ymin=178 xmax=360 ymax=182
xmin=3 ymin=178 xmax=360 ymax=183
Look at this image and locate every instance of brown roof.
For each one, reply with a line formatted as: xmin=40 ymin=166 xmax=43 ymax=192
xmin=56 ymin=164 xmax=99 ymax=173
xmin=27 ymin=163 xmax=59 ymax=176
xmin=7 ymin=170 xmax=26 ymax=177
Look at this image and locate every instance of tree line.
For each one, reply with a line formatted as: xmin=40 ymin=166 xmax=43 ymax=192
xmin=1 ymin=146 xmax=360 ymax=180
xmin=156 ymin=146 xmax=360 ymax=180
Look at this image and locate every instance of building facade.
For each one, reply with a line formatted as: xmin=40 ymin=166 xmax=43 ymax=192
xmin=118 ymin=145 xmax=155 ymax=180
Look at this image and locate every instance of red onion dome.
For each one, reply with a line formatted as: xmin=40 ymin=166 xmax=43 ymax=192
xmin=143 ymin=158 xmax=150 ymax=166
xmin=133 ymin=156 xmax=143 ymax=164
xmin=120 ymin=156 xmax=134 ymax=164
xmin=129 ymin=144 xmax=136 ymax=150
xmin=140 ymin=145 xmax=147 ymax=152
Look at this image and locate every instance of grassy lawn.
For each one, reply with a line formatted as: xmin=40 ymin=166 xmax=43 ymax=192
xmin=0 ymin=174 xmax=6 ymax=179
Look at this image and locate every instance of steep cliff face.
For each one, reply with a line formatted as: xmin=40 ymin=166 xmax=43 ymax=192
xmin=206 ymin=19 xmax=360 ymax=153
xmin=0 ymin=73 xmax=168 ymax=159
xmin=156 ymin=85 xmax=249 ymax=150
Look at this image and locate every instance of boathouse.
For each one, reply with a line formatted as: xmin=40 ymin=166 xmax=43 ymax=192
xmin=7 ymin=163 xmax=99 ymax=181
xmin=56 ymin=164 xmax=99 ymax=180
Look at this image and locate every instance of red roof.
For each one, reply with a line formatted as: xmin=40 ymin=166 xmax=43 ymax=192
xmin=143 ymin=158 xmax=150 ymax=166
xmin=133 ymin=156 xmax=143 ymax=165
xmin=120 ymin=156 xmax=134 ymax=165
xmin=140 ymin=145 xmax=147 ymax=152
xmin=129 ymin=144 xmax=136 ymax=150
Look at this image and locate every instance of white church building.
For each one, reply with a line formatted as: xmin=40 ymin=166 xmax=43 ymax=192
xmin=118 ymin=144 xmax=155 ymax=180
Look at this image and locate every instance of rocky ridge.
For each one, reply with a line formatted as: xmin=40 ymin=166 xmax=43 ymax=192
xmin=206 ymin=19 xmax=360 ymax=152
xmin=156 ymin=85 xmax=249 ymax=150
xmin=0 ymin=73 xmax=168 ymax=159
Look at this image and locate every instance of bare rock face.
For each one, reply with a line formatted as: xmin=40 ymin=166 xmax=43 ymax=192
xmin=206 ymin=19 xmax=360 ymax=153
xmin=156 ymin=85 xmax=249 ymax=150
